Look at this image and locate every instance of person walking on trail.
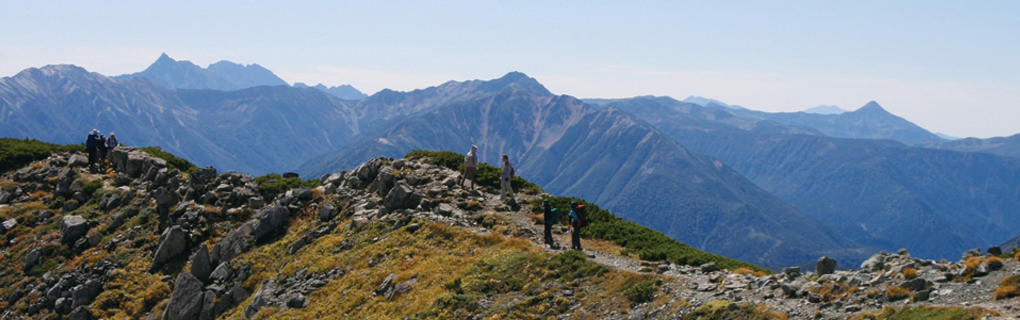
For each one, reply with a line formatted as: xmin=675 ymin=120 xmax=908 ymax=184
xmin=569 ymin=201 xmax=585 ymax=251
xmin=543 ymin=199 xmax=558 ymax=248
xmin=85 ymin=129 xmax=99 ymax=167
xmin=500 ymin=154 xmax=515 ymax=202
xmin=459 ymin=145 xmax=479 ymax=190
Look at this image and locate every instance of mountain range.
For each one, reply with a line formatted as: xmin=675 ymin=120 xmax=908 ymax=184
xmin=589 ymin=95 xmax=1020 ymax=259
xmin=3 ymin=55 xmax=1020 ymax=267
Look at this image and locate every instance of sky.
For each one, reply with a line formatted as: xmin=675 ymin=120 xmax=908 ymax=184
xmin=2 ymin=1 xmax=1018 ymax=138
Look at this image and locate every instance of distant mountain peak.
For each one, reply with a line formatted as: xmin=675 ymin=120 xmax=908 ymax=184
xmin=803 ymin=105 xmax=848 ymax=115
xmin=857 ymin=101 xmax=887 ymax=113
xmin=118 ymin=54 xmax=287 ymax=91
xmin=469 ymin=71 xmax=551 ymax=96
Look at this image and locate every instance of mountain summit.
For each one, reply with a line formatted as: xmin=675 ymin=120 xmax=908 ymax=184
xmin=116 ymin=53 xmax=288 ymax=91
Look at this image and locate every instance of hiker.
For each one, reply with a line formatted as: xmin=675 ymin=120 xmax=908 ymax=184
xmin=543 ymin=199 xmax=558 ymax=247
xmin=459 ymin=145 xmax=479 ymax=190
xmin=500 ymin=154 xmax=515 ymax=202
xmin=569 ymin=201 xmax=585 ymax=251
xmin=105 ymin=132 xmax=119 ymax=162
xmin=85 ymin=129 xmax=99 ymax=167
xmin=97 ymin=134 xmax=108 ymax=168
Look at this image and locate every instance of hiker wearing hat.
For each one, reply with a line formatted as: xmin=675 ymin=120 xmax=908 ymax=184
xmin=459 ymin=145 xmax=479 ymax=190
xmin=105 ymin=132 xmax=119 ymax=163
xmin=500 ymin=154 xmax=515 ymax=202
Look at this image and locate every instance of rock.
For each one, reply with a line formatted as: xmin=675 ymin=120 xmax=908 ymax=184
xmin=249 ymin=197 xmax=266 ymax=209
xmin=783 ymin=266 xmax=802 ymax=279
xmin=987 ymin=246 xmax=1003 ymax=256
xmin=294 ymin=188 xmax=314 ymax=202
xmin=199 ymin=290 xmax=217 ymax=320
xmin=98 ymin=192 xmax=122 ymax=211
xmin=190 ymin=166 xmax=218 ymax=185
xmin=369 ymin=167 xmax=397 ymax=196
xmin=23 ymin=247 xmax=42 ymax=273
xmin=68 ymin=154 xmax=88 ymax=167
xmin=0 ymin=188 xmax=10 ymax=204
xmin=986 ymin=257 xmax=1005 ymax=271
xmin=151 ymin=226 xmax=190 ymax=270
xmin=61 ymin=215 xmax=90 ymax=245
xmin=901 ymin=278 xmax=930 ymax=291
xmin=245 ymin=279 xmax=278 ymax=318
xmin=252 ymin=206 xmax=291 ymax=243
xmin=1 ymin=218 xmax=16 ymax=231
xmin=914 ymin=289 xmax=931 ymax=302
xmin=816 ymin=256 xmax=837 ymax=275
xmin=860 ymin=251 xmax=887 ymax=272
xmin=700 ymin=262 xmax=721 ymax=273
xmin=381 ymin=182 xmax=421 ymax=214
xmin=162 ymin=271 xmax=205 ymax=320
xmin=319 ymin=203 xmax=338 ymax=222
xmin=376 ymin=273 xmax=397 ymax=295
xmin=286 ymin=294 xmax=307 ymax=308
xmin=191 ymin=245 xmax=213 ymax=283
xmin=211 ymin=221 xmax=255 ymax=265
xmin=68 ymin=306 xmax=94 ymax=320
xmin=962 ymin=248 xmax=982 ymax=259
xmin=209 ymin=263 xmax=234 ymax=283
xmin=71 ymin=279 xmax=103 ymax=308
xmin=405 ymin=223 xmax=421 ymax=234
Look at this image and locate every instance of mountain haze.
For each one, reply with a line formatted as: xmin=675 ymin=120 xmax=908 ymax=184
xmin=116 ymin=53 xmax=289 ymax=91
xmin=597 ymin=96 xmax=1020 ymax=260
xmin=299 ymin=80 xmax=855 ymax=267
xmin=730 ymin=101 xmax=943 ymax=145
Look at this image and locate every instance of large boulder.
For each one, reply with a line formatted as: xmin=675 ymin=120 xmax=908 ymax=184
xmin=162 ymin=271 xmax=206 ymax=320
xmin=151 ymin=226 xmax=190 ymax=270
xmin=252 ymin=206 xmax=291 ymax=243
xmin=381 ymin=182 xmax=422 ymax=214
xmin=816 ymin=256 xmax=837 ymax=275
xmin=191 ymin=245 xmax=213 ymax=283
xmin=211 ymin=221 xmax=256 ymax=266
xmin=244 ymin=279 xmax=278 ymax=318
xmin=60 ymin=215 xmax=90 ymax=245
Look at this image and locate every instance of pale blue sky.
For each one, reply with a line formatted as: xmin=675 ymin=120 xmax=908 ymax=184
xmin=2 ymin=1 xmax=1018 ymax=138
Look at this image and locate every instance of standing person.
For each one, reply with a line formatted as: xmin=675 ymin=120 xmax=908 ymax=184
xmin=85 ymin=129 xmax=99 ymax=167
xmin=500 ymin=154 xmax=515 ymax=202
xmin=105 ymin=132 xmax=119 ymax=163
xmin=97 ymin=134 xmax=108 ymax=169
xmin=569 ymin=201 xmax=585 ymax=251
xmin=543 ymin=199 xmax=558 ymax=248
xmin=458 ymin=145 xmax=479 ymax=190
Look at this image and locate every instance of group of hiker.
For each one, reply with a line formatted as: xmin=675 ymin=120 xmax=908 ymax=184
xmin=458 ymin=145 xmax=588 ymax=251
xmin=85 ymin=129 xmax=119 ymax=170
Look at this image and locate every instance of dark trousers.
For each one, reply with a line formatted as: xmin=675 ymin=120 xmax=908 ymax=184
xmin=543 ymin=223 xmax=554 ymax=245
xmin=571 ymin=227 xmax=582 ymax=250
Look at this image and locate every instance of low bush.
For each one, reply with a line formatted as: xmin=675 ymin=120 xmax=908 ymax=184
xmin=995 ymin=275 xmax=1020 ymax=300
xmin=139 ymin=146 xmax=197 ymax=173
xmin=624 ymin=280 xmax=657 ymax=304
xmin=0 ymin=138 xmax=83 ymax=173
xmin=255 ymin=173 xmax=320 ymax=197
xmin=404 ymin=150 xmax=542 ymax=193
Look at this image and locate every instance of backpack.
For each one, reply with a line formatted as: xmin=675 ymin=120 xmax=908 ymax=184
xmin=548 ymin=208 xmax=560 ymax=225
xmin=574 ymin=205 xmax=589 ymax=228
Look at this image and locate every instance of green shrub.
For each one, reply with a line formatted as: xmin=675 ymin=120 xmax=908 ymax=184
xmin=255 ymin=173 xmax=320 ymax=197
xmin=81 ymin=179 xmax=103 ymax=198
xmin=139 ymin=146 xmax=197 ymax=173
xmin=0 ymin=138 xmax=83 ymax=173
xmin=405 ymin=150 xmax=542 ymax=193
xmin=625 ymin=280 xmax=657 ymax=304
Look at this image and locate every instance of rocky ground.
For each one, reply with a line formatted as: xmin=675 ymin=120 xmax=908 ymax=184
xmin=2 ymin=149 xmax=1019 ymax=319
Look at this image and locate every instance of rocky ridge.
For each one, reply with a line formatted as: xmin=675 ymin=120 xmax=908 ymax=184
xmin=1 ymin=149 xmax=1019 ymax=319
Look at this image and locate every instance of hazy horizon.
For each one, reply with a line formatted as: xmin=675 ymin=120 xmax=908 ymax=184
xmin=2 ymin=1 xmax=1017 ymax=138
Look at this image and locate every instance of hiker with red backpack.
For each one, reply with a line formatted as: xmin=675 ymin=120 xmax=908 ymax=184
xmin=569 ymin=201 xmax=588 ymax=251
